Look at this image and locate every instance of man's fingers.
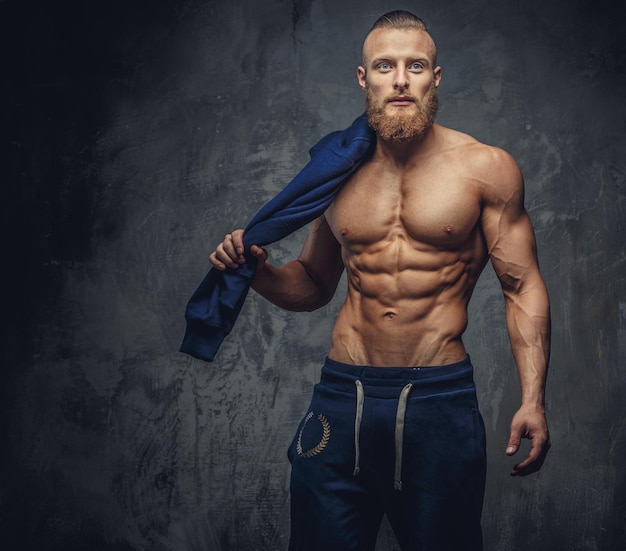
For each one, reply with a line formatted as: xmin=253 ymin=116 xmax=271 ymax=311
xmin=230 ymin=229 xmax=245 ymax=254
xmin=209 ymin=232 xmax=247 ymax=270
xmin=505 ymin=436 xmax=520 ymax=455
xmin=210 ymin=247 xmax=238 ymax=270
xmin=250 ymin=244 xmax=268 ymax=261
xmin=208 ymin=230 xmax=257 ymax=271
xmin=506 ymin=427 xmax=521 ymax=456
xmin=222 ymin=233 xmax=242 ymax=258
xmin=510 ymin=447 xmax=538 ymax=475
xmin=510 ymin=437 xmax=550 ymax=476
xmin=510 ymin=454 xmax=543 ymax=476
xmin=507 ymin=408 xmax=550 ymax=476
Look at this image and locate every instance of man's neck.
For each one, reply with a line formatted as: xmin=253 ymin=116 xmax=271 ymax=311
xmin=374 ymin=123 xmax=441 ymax=166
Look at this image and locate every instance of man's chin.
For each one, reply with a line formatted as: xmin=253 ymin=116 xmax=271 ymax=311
xmin=369 ymin=115 xmax=429 ymax=143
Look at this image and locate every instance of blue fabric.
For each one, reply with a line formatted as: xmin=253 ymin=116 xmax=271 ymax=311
xmin=288 ymin=357 xmax=486 ymax=551
xmin=180 ymin=114 xmax=376 ymax=362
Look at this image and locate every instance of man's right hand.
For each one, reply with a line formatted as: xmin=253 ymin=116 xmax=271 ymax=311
xmin=209 ymin=229 xmax=267 ymax=271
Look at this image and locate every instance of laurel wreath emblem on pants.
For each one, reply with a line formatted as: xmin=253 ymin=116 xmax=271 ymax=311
xmin=296 ymin=412 xmax=331 ymax=458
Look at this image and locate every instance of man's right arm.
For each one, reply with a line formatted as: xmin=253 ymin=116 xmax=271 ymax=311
xmin=210 ymin=216 xmax=345 ymax=312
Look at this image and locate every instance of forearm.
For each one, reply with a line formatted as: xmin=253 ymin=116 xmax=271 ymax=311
xmin=505 ymin=280 xmax=551 ymax=408
xmin=504 ymin=282 xmax=552 ymax=475
xmin=252 ymin=259 xmax=336 ymax=312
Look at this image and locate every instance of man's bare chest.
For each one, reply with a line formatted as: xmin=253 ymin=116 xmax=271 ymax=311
xmin=326 ymin=165 xmax=483 ymax=250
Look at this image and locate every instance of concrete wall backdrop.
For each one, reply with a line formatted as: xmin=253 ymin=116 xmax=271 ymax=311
xmin=2 ymin=0 xmax=625 ymax=549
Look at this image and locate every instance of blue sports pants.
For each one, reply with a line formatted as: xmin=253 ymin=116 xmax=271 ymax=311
xmin=288 ymin=356 xmax=486 ymax=551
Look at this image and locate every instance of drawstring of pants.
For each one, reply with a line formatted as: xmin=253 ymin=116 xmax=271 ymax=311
xmin=353 ymin=380 xmax=414 ymax=490
xmin=353 ymin=380 xmax=364 ymax=476
xmin=394 ymin=383 xmax=413 ymax=490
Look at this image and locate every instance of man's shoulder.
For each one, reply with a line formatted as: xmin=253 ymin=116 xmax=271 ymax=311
xmin=438 ymin=126 xmax=520 ymax=178
xmin=437 ymin=125 xmax=514 ymax=160
xmin=433 ymin=125 xmax=524 ymax=204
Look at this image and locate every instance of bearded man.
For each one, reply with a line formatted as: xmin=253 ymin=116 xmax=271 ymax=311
xmin=208 ymin=10 xmax=551 ymax=551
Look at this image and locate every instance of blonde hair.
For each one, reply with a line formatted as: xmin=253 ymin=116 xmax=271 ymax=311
xmin=364 ymin=10 xmax=437 ymax=66
xmin=369 ymin=10 xmax=429 ymax=33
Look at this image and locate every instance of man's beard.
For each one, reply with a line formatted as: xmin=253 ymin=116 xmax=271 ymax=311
xmin=366 ymin=83 xmax=439 ymax=143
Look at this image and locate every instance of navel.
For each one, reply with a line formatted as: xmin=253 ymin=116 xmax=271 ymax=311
xmin=383 ymin=311 xmax=396 ymax=320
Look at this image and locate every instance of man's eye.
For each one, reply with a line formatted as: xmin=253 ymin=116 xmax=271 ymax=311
xmin=410 ymin=63 xmax=424 ymax=70
xmin=378 ymin=62 xmax=391 ymax=70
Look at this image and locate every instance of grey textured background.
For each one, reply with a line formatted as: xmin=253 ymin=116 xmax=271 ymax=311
xmin=2 ymin=0 xmax=625 ymax=549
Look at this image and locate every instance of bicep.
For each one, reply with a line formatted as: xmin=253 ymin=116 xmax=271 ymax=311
xmin=297 ymin=215 xmax=345 ymax=293
xmin=480 ymin=154 xmax=541 ymax=292
xmin=486 ymin=210 xmax=541 ymax=293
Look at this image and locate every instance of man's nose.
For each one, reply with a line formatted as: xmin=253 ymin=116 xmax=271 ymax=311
xmin=393 ymin=68 xmax=409 ymax=90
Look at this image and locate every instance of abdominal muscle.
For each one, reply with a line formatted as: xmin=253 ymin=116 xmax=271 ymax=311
xmin=327 ymin=239 xmax=481 ymax=368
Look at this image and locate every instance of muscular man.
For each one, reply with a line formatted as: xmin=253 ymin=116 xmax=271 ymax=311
xmin=210 ymin=11 xmax=550 ymax=551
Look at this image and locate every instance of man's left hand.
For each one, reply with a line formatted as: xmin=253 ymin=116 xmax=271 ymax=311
xmin=505 ymin=405 xmax=551 ymax=476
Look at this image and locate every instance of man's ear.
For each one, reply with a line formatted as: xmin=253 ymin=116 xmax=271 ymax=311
xmin=357 ymin=66 xmax=367 ymax=90
xmin=434 ymin=65 xmax=442 ymax=88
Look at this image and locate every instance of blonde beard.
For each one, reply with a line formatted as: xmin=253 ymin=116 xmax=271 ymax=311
xmin=366 ymin=84 xmax=439 ymax=143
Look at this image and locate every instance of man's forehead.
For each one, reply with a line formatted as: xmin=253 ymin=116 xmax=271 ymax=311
xmin=362 ymin=28 xmax=436 ymax=64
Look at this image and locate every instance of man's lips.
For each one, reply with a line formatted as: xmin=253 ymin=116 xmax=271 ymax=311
xmin=387 ymin=96 xmax=415 ymax=106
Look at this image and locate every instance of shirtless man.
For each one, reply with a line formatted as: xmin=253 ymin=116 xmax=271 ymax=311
xmin=210 ymin=11 xmax=550 ymax=551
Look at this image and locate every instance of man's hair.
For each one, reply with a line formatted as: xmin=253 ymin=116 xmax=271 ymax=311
xmin=369 ymin=10 xmax=429 ymax=33
xmin=364 ymin=11 xmax=436 ymax=67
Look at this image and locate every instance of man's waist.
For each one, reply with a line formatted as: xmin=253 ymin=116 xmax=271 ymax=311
xmin=330 ymin=310 xmax=468 ymax=367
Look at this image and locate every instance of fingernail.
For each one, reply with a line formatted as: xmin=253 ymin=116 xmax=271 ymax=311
xmin=506 ymin=446 xmax=515 ymax=454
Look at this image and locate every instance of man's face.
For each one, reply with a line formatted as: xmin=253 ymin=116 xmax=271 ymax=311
xmin=357 ymin=28 xmax=442 ymax=142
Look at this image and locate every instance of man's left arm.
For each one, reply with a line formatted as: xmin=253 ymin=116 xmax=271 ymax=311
xmin=480 ymin=147 xmax=551 ymax=476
